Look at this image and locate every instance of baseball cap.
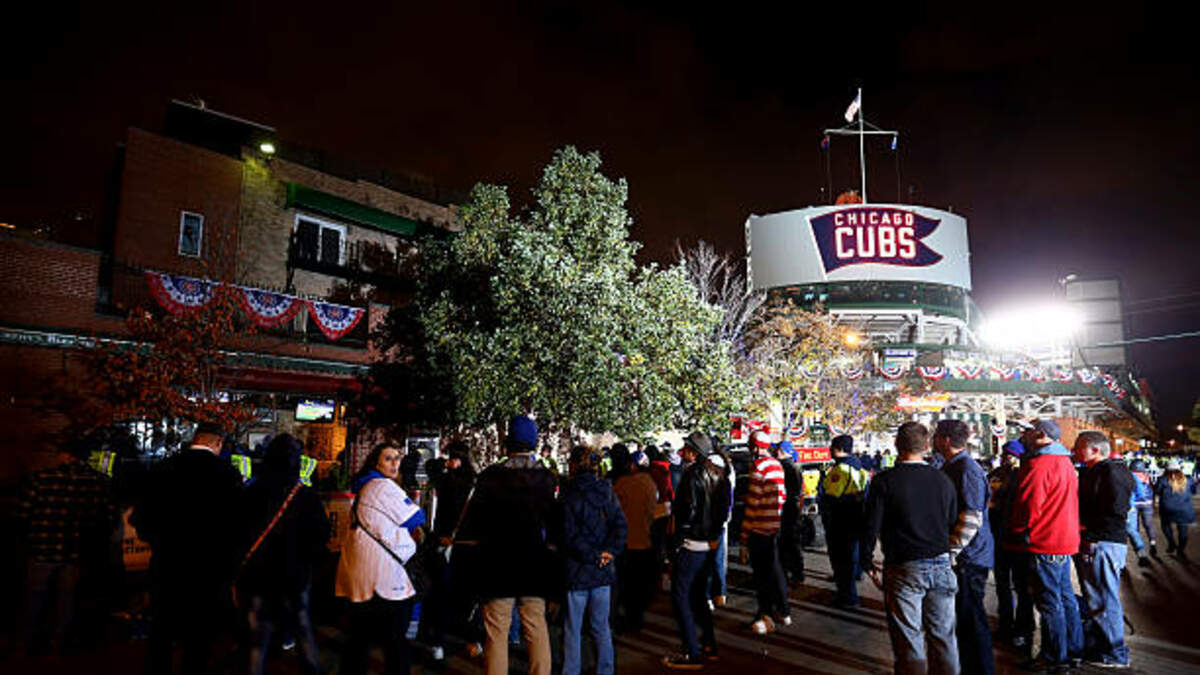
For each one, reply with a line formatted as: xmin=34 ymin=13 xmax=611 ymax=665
xmin=1033 ymin=419 xmax=1061 ymax=440
xmin=1001 ymin=440 xmax=1025 ymax=457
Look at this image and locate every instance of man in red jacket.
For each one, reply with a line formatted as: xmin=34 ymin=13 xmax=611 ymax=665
xmin=1006 ymin=419 xmax=1083 ymax=672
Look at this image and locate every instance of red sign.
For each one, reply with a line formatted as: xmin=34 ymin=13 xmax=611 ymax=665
xmin=795 ymin=446 xmax=832 ymax=463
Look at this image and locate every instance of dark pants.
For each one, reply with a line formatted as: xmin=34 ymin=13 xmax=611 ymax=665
xmin=1161 ymin=518 xmax=1191 ymax=554
xmin=747 ymin=532 xmax=789 ymax=618
xmin=245 ymin=588 xmax=319 ymax=675
xmin=147 ymin=583 xmax=226 ymax=675
xmin=342 ymin=595 xmax=414 ymax=675
xmin=825 ymin=526 xmax=860 ymax=606
xmin=993 ymin=546 xmax=1034 ymax=645
xmin=671 ymin=548 xmax=716 ymax=658
xmin=780 ymin=503 xmax=806 ymax=582
xmin=24 ymin=560 xmax=81 ymax=655
xmin=955 ymin=563 xmax=995 ymax=675
xmin=616 ymin=548 xmax=656 ymax=632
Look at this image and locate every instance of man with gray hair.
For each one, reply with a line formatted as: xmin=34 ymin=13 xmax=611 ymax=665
xmin=1072 ymin=430 xmax=1135 ymax=669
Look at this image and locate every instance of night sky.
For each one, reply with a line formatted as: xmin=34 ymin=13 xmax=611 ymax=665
xmin=8 ymin=3 xmax=1200 ymax=435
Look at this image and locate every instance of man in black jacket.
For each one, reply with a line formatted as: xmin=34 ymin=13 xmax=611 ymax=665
xmin=458 ymin=416 xmax=558 ymax=675
xmin=1072 ymin=431 xmax=1135 ymax=669
xmin=662 ymin=431 xmax=729 ymax=670
xmin=133 ymin=421 xmax=244 ymax=675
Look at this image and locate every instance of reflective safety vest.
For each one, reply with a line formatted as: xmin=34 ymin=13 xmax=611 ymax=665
xmin=881 ymin=454 xmax=896 ymax=469
xmin=299 ymin=455 xmax=317 ymax=486
xmin=230 ymin=454 xmax=253 ymax=482
xmin=821 ymin=462 xmax=869 ymax=499
xmin=88 ymin=450 xmax=116 ymax=477
xmin=801 ymin=469 xmax=822 ymax=499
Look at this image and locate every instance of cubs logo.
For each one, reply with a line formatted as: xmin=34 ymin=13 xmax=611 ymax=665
xmin=810 ymin=207 xmax=942 ymax=273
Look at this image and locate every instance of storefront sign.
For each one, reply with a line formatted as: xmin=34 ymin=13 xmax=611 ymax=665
xmin=795 ymin=446 xmax=832 ymax=463
xmin=896 ymin=392 xmax=952 ymax=412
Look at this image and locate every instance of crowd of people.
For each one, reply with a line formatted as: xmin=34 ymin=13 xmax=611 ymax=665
xmin=13 ymin=414 xmax=1200 ymax=674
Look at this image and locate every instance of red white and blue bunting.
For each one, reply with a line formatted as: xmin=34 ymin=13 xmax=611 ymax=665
xmin=1077 ymin=369 xmax=1098 ymax=384
xmin=918 ymin=366 xmax=948 ymax=381
xmin=308 ymin=301 xmax=366 ymax=341
xmin=1051 ymin=368 xmax=1075 ymax=383
xmin=787 ymin=420 xmax=809 ymax=440
xmin=990 ymin=366 xmax=1018 ymax=381
xmin=842 ymin=366 xmax=865 ymax=380
xmin=146 ymin=272 xmax=217 ymax=314
xmin=879 ymin=364 xmax=908 ymax=380
xmin=144 ymin=271 xmax=365 ymax=342
xmin=236 ymin=287 xmax=304 ymax=328
xmin=799 ymin=364 xmax=823 ymax=379
xmin=954 ymin=364 xmax=984 ymax=380
xmin=991 ymin=424 xmax=1007 ymax=438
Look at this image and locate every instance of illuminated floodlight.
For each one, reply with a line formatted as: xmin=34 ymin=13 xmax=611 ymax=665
xmin=259 ymin=141 xmax=276 ymax=155
xmin=843 ymin=331 xmax=862 ymax=348
xmin=979 ymin=302 xmax=1083 ymax=351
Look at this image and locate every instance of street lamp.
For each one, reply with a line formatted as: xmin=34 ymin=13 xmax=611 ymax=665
xmin=1176 ymin=424 xmax=1185 ymax=433
xmin=843 ymin=331 xmax=862 ymax=348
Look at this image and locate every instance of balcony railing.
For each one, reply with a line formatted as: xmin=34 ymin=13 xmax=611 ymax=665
xmin=287 ymin=235 xmax=416 ymax=291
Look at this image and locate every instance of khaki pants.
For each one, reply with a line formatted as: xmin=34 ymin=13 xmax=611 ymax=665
xmin=482 ymin=596 xmax=551 ymax=675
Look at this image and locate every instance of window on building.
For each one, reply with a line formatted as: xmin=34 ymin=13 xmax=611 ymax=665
xmin=293 ymin=215 xmax=346 ymax=266
xmin=178 ymin=211 xmax=204 ymax=257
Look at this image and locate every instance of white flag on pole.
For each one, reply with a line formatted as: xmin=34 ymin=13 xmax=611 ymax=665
xmin=844 ymin=91 xmax=861 ymax=122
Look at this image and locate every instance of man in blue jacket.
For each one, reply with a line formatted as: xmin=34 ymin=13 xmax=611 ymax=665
xmin=561 ymin=446 xmax=626 ymax=675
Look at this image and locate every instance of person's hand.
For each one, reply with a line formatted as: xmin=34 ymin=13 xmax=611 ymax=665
xmin=599 ymin=551 xmax=614 ymax=567
xmin=439 ymin=536 xmax=453 ymax=548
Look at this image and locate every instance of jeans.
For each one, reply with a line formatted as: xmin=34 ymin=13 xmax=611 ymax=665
xmin=707 ymin=527 xmax=728 ymax=599
xmin=1075 ymin=541 xmax=1130 ymax=665
xmin=343 ymin=595 xmax=414 ymax=675
xmin=671 ymin=547 xmax=716 ymax=658
xmin=747 ymin=532 xmax=789 ymax=618
xmin=564 ymin=586 xmax=614 ymax=675
xmin=1125 ymin=509 xmax=1145 ymax=552
xmin=245 ymin=588 xmax=319 ymax=675
xmin=1133 ymin=504 xmax=1155 ymax=546
xmin=1161 ymin=518 xmax=1190 ymax=554
xmin=482 ymin=596 xmax=551 ymax=675
xmin=955 ymin=563 xmax=994 ymax=675
xmin=882 ymin=553 xmax=958 ymax=675
xmin=1029 ymin=554 xmax=1083 ymax=665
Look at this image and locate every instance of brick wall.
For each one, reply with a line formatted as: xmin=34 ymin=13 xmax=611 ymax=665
xmin=113 ymin=128 xmax=243 ymax=280
xmin=0 ymin=234 xmax=119 ymax=333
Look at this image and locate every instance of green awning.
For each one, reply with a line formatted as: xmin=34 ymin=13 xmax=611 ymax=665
xmin=286 ymin=183 xmax=422 ymax=237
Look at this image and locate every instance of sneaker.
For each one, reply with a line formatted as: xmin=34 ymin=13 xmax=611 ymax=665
xmin=701 ymin=644 xmax=720 ymax=662
xmin=466 ymin=642 xmax=484 ymax=659
xmin=662 ymin=652 xmax=705 ymax=670
xmin=1150 ymin=543 xmax=1158 ymax=556
xmin=1137 ymin=556 xmax=1151 ymax=568
xmin=430 ymin=645 xmax=445 ymax=661
xmin=1083 ymin=657 xmax=1130 ymax=669
xmin=706 ymin=598 xmax=715 ymax=612
xmin=281 ymin=638 xmax=296 ymax=651
xmin=751 ymin=615 xmax=776 ymax=635
xmin=774 ymin=614 xmax=792 ymax=627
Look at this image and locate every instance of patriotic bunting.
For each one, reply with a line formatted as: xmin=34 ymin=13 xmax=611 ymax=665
xmin=954 ymin=364 xmax=984 ymax=380
xmin=991 ymin=424 xmax=1007 ymax=438
xmin=918 ymin=366 xmax=948 ymax=380
xmin=842 ymin=366 xmax=865 ymax=380
xmin=1077 ymin=369 xmax=1098 ymax=384
xmin=236 ymin=287 xmax=304 ymax=328
xmin=990 ymin=366 xmax=1018 ymax=381
xmin=308 ymin=301 xmax=366 ymax=341
xmin=1052 ymin=368 xmax=1075 ymax=383
xmin=145 ymin=272 xmax=217 ymax=314
xmin=879 ymin=364 xmax=908 ymax=380
xmin=799 ymin=364 xmax=823 ymax=379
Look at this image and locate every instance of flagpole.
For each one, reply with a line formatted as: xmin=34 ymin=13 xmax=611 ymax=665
xmin=857 ymin=87 xmax=867 ymax=203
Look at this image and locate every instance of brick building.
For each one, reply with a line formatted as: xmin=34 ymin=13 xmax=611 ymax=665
xmin=0 ymin=100 xmax=459 ymax=482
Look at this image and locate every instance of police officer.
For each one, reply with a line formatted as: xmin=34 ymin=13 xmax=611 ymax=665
xmin=819 ymin=434 xmax=870 ymax=607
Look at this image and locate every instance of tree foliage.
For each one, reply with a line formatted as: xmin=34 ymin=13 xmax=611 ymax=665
xmin=378 ymin=147 xmax=742 ymax=440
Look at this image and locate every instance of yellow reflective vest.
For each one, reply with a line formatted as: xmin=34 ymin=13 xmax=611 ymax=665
xmin=299 ymin=455 xmax=318 ymax=486
xmin=821 ymin=462 xmax=869 ymax=499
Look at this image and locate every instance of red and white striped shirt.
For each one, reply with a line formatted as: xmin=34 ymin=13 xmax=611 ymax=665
xmin=743 ymin=455 xmax=787 ymax=534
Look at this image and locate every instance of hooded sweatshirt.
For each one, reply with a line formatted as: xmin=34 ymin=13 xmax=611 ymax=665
xmin=1005 ymin=442 xmax=1080 ymax=555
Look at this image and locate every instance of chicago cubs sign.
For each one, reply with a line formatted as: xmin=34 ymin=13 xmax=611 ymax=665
xmin=746 ymin=203 xmax=971 ymax=290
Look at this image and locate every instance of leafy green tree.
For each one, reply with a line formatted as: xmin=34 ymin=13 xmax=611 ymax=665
xmin=374 ymin=147 xmax=742 ymax=445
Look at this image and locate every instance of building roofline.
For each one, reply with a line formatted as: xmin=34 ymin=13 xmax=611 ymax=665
xmin=168 ymin=99 xmax=276 ymax=133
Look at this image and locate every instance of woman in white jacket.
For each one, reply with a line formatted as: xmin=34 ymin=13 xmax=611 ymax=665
xmin=336 ymin=442 xmax=427 ymax=675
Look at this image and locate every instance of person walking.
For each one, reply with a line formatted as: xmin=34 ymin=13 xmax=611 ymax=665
xmin=706 ymin=443 xmax=734 ymax=609
xmin=988 ymin=440 xmax=1033 ymax=654
xmin=133 ymin=421 xmax=245 ymax=675
xmin=614 ymin=449 xmax=659 ymax=633
xmin=1072 ymin=431 xmax=1135 ymax=669
xmin=661 ymin=432 xmax=729 ymax=670
xmin=336 ymin=441 xmax=427 ymax=675
xmin=424 ymin=439 xmax=477 ymax=661
xmin=1156 ymin=460 xmax=1198 ymax=560
xmin=456 ymin=415 xmax=559 ymax=675
xmin=238 ymin=434 xmax=330 ymax=675
xmin=741 ymin=430 xmax=790 ymax=634
xmin=561 ymin=446 xmax=627 ymax=675
xmin=1127 ymin=459 xmax=1157 ymax=559
xmin=934 ymin=420 xmax=994 ymax=675
xmin=1007 ymin=419 xmax=1083 ymax=672
xmin=861 ymin=422 xmax=959 ymax=675
xmin=820 ymin=434 xmax=870 ymax=607
xmin=775 ymin=440 xmax=807 ymax=584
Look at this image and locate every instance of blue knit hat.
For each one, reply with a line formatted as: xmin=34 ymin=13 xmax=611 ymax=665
xmin=1002 ymin=439 xmax=1025 ymax=457
xmin=776 ymin=440 xmax=796 ymax=461
xmin=507 ymin=415 xmax=538 ymax=451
